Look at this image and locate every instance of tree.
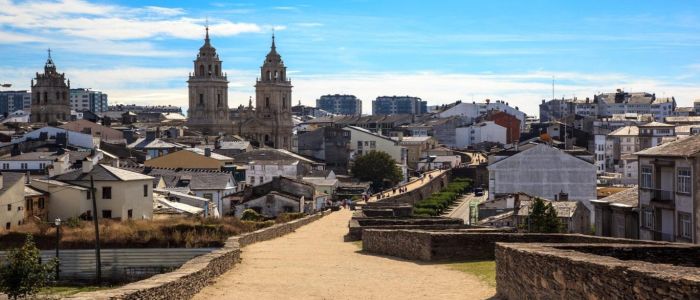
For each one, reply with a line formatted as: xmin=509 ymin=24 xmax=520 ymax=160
xmin=543 ymin=203 xmax=562 ymax=233
xmin=527 ymin=198 xmax=562 ymax=233
xmin=0 ymin=235 xmax=56 ymax=300
xmin=351 ymin=150 xmax=403 ymax=190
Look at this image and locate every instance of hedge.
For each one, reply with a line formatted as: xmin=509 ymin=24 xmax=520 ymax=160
xmin=412 ymin=177 xmax=471 ymax=216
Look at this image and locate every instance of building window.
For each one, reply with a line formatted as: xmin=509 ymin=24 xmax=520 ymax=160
xmin=5 ymin=223 xmax=9 ymax=230
xmin=203 ymin=193 xmax=213 ymax=201
xmin=102 ymin=210 xmax=112 ymax=219
xmin=87 ymin=190 xmax=91 ymax=200
xmin=357 ymin=141 xmax=363 ymax=148
xmin=39 ymin=198 xmax=45 ymax=209
xmin=127 ymin=209 xmax=133 ymax=219
xmin=259 ymin=176 xmax=264 ymax=183
xmin=6 ymin=204 xmax=11 ymax=211
xmin=642 ymin=207 xmax=654 ymax=229
xmin=143 ymin=184 xmax=149 ymax=197
xmin=677 ymin=168 xmax=691 ymax=194
xmin=250 ymin=176 xmax=255 ymax=184
xmin=217 ymin=94 xmax=222 ymax=107
xmin=102 ymin=187 xmax=112 ymax=199
xmin=641 ymin=166 xmax=652 ymax=189
xmin=679 ymin=213 xmax=692 ymax=239
xmin=265 ymin=97 xmax=270 ymax=108
xmin=199 ymin=94 xmax=204 ymax=106
xmin=1 ymin=163 xmax=8 ymax=169
xmin=20 ymin=163 xmax=27 ymax=170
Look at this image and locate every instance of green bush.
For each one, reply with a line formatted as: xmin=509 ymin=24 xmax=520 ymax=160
xmin=276 ymin=212 xmax=306 ymax=224
xmin=240 ymin=209 xmax=264 ymax=221
xmin=412 ymin=177 xmax=471 ymax=216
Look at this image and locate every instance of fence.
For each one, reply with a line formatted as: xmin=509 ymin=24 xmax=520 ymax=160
xmin=0 ymin=248 xmax=215 ymax=283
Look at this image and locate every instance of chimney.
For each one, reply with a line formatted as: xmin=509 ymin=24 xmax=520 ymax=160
xmin=205 ymin=148 xmax=212 ymax=157
xmin=82 ymin=158 xmax=94 ymax=173
xmin=558 ymin=191 xmax=569 ymax=201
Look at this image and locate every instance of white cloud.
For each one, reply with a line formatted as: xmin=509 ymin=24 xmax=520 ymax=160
xmin=0 ymin=0 xmax=263 ymax=42
xmin=0 ymin=30 xmax=46 ymax=43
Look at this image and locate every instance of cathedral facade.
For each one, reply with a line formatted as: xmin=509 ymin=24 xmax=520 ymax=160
xmin=187 ymin=28 xmax=294 ymax=150
xmin=31 ymin=50 xmax=71 ymax=124
xmin=236 ymin=35 xmax=294 ymax=150
xmin=186 ymin=27 xmax=230 ymax=134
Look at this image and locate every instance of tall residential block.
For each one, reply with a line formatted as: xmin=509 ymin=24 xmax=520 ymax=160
xmin=316 ymin=94 xmax=362 ymax=115
xmin=372 ymin=96 xmax=426 ymax=115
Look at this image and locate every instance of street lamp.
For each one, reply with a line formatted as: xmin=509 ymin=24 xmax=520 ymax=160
xmin=54 ymin=218 xmax=61 ymax=280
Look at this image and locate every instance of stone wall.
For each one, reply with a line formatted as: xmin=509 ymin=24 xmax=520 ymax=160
xmin=496 ymin=243 xmax=700 ymax=299
xmin=375 ymin=170 xmax=450 ymax=205
xmin=362 ymin=229 xmax=664 ymax=261
xmin=66 ymin=211 xmax=331 ymax=300
xmin=347 ymin=217 xmax=466 ymax=241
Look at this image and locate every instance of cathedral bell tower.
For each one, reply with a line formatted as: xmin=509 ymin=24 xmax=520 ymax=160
xmin=186 ymin=26 xmax=230 ymax=134
xmin=253 ymin=33 xmax=294 ymax=149
xmin=31 ymin=49 xmax=71 ymax=124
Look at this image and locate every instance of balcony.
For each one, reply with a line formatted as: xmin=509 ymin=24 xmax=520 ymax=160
xmin=650 ymin=189 xmax=675 ymax=203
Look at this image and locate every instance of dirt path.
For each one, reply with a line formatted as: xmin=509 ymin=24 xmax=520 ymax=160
xmin=368 ymin=169 xmax=447 ymax=202
xmin=193 ymin=209 xmax=496 ymax=300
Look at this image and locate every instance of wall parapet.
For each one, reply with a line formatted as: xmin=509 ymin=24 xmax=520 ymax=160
xmin=496 ymin=243 xmax=700 ymax=299
xmin=66 ymin=211 xmax=331 ymax=300
xmin=362 ymin=229 xmax=668 ymax=261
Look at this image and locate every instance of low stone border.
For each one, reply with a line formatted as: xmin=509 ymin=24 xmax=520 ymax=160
xmin=66 ymin=211 xmax=331 ymax=300
xmin=362 ymin=229 xmax=666 ymax=261
xmin=496 ymin=243 xmax=700 ymax=299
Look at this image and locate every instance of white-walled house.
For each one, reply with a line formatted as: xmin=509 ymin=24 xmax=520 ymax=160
xmin=455 ymin=121 xmax=507 ymax=148
xmin=488 ymin=143 xmax=597 ymax=216
xmin=0 ymin=152 xmax=70 ymax=174
xmin=246 ymin=160 xmax=301 ymax=187
xmin=438 ymin=100 xmax=526 ymax=131
xmin=50 ymin=162 xmax=154 ymax=221
xmin=0 ymin=172 xmax=27 ymax=231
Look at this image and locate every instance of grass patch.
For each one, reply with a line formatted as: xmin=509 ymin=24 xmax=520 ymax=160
xmin=446 ymin=260 xmax=496 ymax=287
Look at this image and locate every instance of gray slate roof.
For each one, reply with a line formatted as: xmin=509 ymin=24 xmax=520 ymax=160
xmin=635 ymin=135 xmax=700 ymax=157
xmin=122 ymin=167 xmax=233 ymax=190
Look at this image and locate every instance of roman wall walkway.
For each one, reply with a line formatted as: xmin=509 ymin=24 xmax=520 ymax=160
xmin=367 ymin=169 xmax=448 ymax=202
xmin=193 ymin=209 xmax=495 ymax=300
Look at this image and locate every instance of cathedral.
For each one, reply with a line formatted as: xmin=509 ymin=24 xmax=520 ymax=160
xmin=186 ymin=28 xmax=294 ymax=150
xmin=31 ymin=50 xmax=71 ymax=124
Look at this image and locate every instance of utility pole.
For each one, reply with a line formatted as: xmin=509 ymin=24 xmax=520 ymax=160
xmin=90 ymin=176 xmax=102 ymax=284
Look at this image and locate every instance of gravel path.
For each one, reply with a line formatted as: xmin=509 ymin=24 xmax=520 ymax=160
xmin=193 ymin=209 xmax=496 ymax=300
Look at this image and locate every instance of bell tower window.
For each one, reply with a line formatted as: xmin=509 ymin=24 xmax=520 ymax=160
xmin=199 ymin=65 xmax=204 ymax=76
xmin=215 ymin=65 xmax=220 ymax=76
xmin=199 ymin=94 xmax=204 ymax=106
xmin=267 ymin=71 xmax=271 ymax=81
xmin=265 ymin=97 xmax=270 ymax=108
xmin=282 ymin=97 xmax=286 ymax=108
xmin=217 ymin=94 xmax=221 ymax=107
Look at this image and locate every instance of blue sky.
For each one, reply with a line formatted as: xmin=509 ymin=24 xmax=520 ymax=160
xmin=1 ymin=0 xmax=700 ymax=116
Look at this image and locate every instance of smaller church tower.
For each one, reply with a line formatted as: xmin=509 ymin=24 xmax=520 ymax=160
xmin=253 ymin=33 xmax=294 ymax=149
xmin=31 ymin=49 xmax=71 ymax=124
xmin=186 ymin=26 xmax=230 ymax=134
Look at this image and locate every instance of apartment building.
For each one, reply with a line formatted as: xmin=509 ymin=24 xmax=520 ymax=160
xmin=635 ymin=135 xmax=700 ymax=243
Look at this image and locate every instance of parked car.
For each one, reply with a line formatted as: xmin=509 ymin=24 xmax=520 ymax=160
xmin=474 ymin=187 xmax=484 ymax=197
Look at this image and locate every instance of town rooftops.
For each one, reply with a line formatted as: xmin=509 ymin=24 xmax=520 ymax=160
xmin=635 ymin=135 xmax=700 ymax=157
xmin=638 ymin=121 xmax=673 ymax=127
xmin=123 ymin=167 xmax=234 ymax=190
xmin=219 ymin=141 xmax=250 ymax=150
xmin=664 ymin=116 xmax=700 ymax=123
xmin=128 ymin=138 xmax=186 ymax=150
xmin=54 ymin=164 xmax=154 ymax=182
xmin=590 ymin=187 xmax=638 ymax=208
xmin=344 ymin=126 xmax=398 ymax=144
xmin=608 ymin=125 xmax=639 ymax=136
xmin=184 ymin=148 xmax=233 ymax=161
xmin=0 ymin=172 xmax=24 ymax=195
xmin=0 ymin=151 xmax=66 ymax=161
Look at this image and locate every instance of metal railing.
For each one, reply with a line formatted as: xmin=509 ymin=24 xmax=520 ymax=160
xmin=651 ymin=189 xmax=675 ymax=202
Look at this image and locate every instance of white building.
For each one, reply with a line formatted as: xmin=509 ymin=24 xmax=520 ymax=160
xmin=0 ymin=172 xmax=27 ymax=231
xmin=70 ymin=88 xmax=108 ymax=113
xmin=438 ymin=100 xmax=526 ymax=131
xmin=246 ymin=160 xmax=301 ymax=186
xmin=344 ymin=126 xmax=408 ymax=181
xmin=16 ymin=126 xmax=98 ymax=149
xmin=455 ymin=121 xmax=507 ymax=148
xmin=488 ymin=143 xmax=597 ymax=215
xmin=49 ymin=162 xmax=154 ymax=221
